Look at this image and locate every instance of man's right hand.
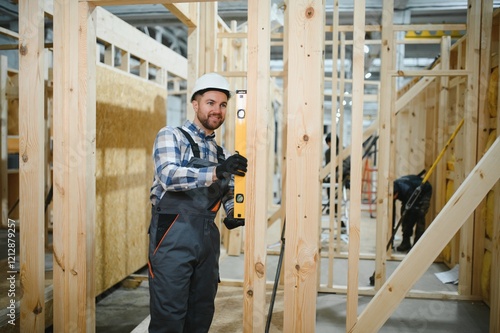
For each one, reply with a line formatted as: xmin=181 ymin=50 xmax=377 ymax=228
xmin=216 ymin=154 xmax=248 ymax=179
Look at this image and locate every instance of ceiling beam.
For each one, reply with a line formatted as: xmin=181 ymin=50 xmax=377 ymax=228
xmin=84 ymin=0 xmax=237 ymax=5
xmin=163 ymin=3 xmax=196 ymax=28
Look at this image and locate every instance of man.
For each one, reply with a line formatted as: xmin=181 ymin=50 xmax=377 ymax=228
xmin=148 ymin=72 xmax=248 ymax=332
xmin=394 ymin=174 xmax=432 ymax=252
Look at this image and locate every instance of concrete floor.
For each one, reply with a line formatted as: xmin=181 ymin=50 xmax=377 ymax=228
xmin=1 ymin=201 xmax=489 ymax=332
xmin=92 ymin=254 xmax=490 ymax=333
xmin=92 ymin=237 xmax=490 ymax=333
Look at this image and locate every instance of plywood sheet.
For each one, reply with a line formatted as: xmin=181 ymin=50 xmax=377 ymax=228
xmin=95 ymin=64 xmax=166 ymax=295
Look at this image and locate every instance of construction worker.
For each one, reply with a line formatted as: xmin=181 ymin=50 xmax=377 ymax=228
xmin=394 ymin=174 xmax=432 ymax=252
xmin=148 ymin=72 xmax=247 ymax=333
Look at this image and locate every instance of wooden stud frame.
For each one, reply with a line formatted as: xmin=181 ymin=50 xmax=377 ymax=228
xmin=243 ymin=0 xmax=270 ymax=331
xmin=18 ymin=1 xmax=46 ymax=331
xmin=12 ymin=0 xmax=500 ymax=331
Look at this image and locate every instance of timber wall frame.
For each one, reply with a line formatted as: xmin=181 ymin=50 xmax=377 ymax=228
xmin=11 ymin=1 xmax=500 ymax=333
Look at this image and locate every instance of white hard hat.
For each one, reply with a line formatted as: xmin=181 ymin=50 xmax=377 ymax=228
xmin=191 ymin=72 xmax=231 ymax=101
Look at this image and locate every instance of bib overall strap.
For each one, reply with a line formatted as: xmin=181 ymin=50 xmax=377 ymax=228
xmin=178 ymin=126 xmax=226 ymax=163
xmin=178 ymin=127 xmax=200 ymax=158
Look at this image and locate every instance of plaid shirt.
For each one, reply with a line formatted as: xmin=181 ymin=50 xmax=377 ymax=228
xmin=150 ymin=120 xmax=234 ymax=212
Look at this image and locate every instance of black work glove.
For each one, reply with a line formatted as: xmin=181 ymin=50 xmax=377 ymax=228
xmin=223 ymin=209 xmax=245 ymax=230
xmin=216 ymin=154 xmax=248 ymax=180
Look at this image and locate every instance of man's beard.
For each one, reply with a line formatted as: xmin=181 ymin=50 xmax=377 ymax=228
xmin=198 ymin=113 xmax=224 ymax=131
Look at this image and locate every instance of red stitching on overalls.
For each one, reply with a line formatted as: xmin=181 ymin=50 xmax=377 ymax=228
xmin=148 ymin=260 xmax=154 ymax=279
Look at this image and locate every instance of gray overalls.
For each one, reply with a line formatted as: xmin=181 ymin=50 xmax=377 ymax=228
xmin=148 ymin=128 xmax=229 ymax=333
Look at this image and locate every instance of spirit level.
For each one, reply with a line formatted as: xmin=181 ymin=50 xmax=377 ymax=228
xmin=234 ymin=90 xmax=247 ymax=219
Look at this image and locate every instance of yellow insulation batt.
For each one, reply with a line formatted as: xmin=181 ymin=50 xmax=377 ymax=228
xmin=483 ymin=130 xmax=496 ymax=239
xmin=482 ymin=250 xmax=492 ymax=303
xmin=441 ymin=154 xmax=456 ymax=262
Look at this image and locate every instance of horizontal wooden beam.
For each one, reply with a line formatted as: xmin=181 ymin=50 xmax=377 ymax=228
xmin=163 ymin=3 xmax=196 ymax=28
xmin=0 ymin=26 xmax=19 ymax=39
xmin=326 ymin=24 xmax=466 ymax=33
xmin=395 ymin=65 xmax=441 ymax=113
xmin=389 ymin=69 xmax=470 ymax=77
xmin=95 ymin=7 xmax=187 ymax=79
xmin=84 ymin=0 xmax=234 ymax=5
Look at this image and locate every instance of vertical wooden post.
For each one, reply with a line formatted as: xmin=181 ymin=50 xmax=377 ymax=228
xmin=491 ymin=34 xmax=500 ymax=329
xmin=18 ymin=1 xmax=45 ymax=331
xmin=374 ymin=0 xmax=394 ymax=289
xmin=335 ymin=32 xmax=347 ymax=255
xmin=491 ymin=180 xmax=500 ymax=331
xmin=283 ymin=1 xmax=324 ymax=332
xmin=436 ymin=36 xmax=451 ymax=216
xmin=0 ymin=55 xmax=7 ymax=227
xmin=279 ymin=0 xmax=289 ymax=289
xmin=327 ymin=0 xmax=340 ymax=287
xmin=490 ymin=20 xmax=500 ymax=333
xmin=186 ymin=2 xmax=199 ymax=121
xmin=198 ymin=2 xmax=216 ymax=75
xmin=459 ymin=0 xmax=481 ymax=296
xmin=451 ymin=44 xmax=465 ymax=266
xmin=472 ymin=0 xmax=493 ymax=296
xmin=244 ymin=1 xmax=270 ymax=331
xmin=346 ymin=0 xmax=365 ymax=330
xmin=53 ymin=1 xmax=96 ymax=331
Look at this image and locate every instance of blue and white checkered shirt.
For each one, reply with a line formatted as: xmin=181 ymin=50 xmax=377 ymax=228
xmin=150 ymin=120 xmax=234 ymax=212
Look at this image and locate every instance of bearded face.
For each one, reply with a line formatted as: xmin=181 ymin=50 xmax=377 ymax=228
xmin=192 ymin=90 xmax=228 ymax=133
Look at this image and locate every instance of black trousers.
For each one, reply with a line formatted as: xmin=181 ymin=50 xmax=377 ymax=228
xmin=401 ymin=192 xmax=431 ymax=243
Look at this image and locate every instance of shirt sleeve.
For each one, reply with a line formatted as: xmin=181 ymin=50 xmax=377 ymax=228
xmin=153 ymin=127 xmax=216 ymax=192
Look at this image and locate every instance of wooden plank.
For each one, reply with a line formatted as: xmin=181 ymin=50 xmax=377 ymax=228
xmin=459 ymin=0 xmax=482 ymax=296
xmin=331 ymin=23 xmax=466 ymax=33
xmin=186 ymin=2 xmax=199 ymax=121
xmin=283 ymin=1 xmax=323 ymax=332
xmin=85 ymin=0 xmax=231 ymax=4
xmin=163 ymin=3 xmax=197 ymax=28
xmin=277 ymin=6 xmax=289 ymax=291
xmin=451 ymin=67 xmax=466 ymax=266
xmin=392 ymin=24 xmax=467 ymax=32
xmin=336 ymin=33 xmax=347 ymax=232
xmin=18 ymin=1 xmax=46 ymax=331
xmin=0 ymin=56 xmax=7 ymax=227
xmin=491 ymin=39 xmax=500 ymax=330
xmin=435 ymin=36 xmax=451 ymax=235
xmin=491 ymin=179 xmax=500 ymax=332
xmin=345 ymin=0 xmax=365 ymax=330
xmin=326 ymin=0 xmax=340 ymax=288
xmin=472 ymin=0 xmax=494 ymax=297
xmin=353 ymin=137 xmax=500 ymax=333
xmin=82 ymin=0 xmax=231 ymax=4
xmin=395 ymin=66 xmax=439 ymax=113
xmin=0 ymin=27 xmax=19 ymax=40
xmin=389 ymin=69 xmax=470 ymax=77
xmin=244 ymin=1 xmax=270 ymax=330
xmin=203 ymin=2 xmax=216 ymax=74
xmin=373 ymin=0 xmax=393 ymax=290
xmin=52 ymin=1 xmax=97 ymax=331
xmin=94 ymin=7 xmax=187 ymax=79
